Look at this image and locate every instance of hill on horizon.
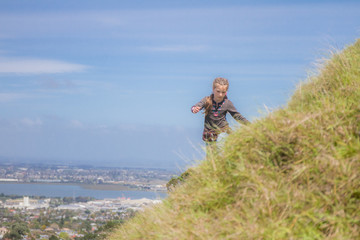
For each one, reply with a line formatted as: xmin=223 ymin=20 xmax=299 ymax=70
xmin=109 ymin=39 xmax=360 ymax=239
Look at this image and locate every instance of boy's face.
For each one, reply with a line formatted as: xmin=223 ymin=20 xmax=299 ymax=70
xmin=213 ymin=84 xmax=228 ymax=103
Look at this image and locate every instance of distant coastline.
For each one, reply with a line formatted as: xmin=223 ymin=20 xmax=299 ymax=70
xmin=0 ymin=182 xmax=167 ymax=200
xmin=0 ymin=163 xmax=172 ymax=193
xmin=0 ymin=181 xmax=152 ymax=191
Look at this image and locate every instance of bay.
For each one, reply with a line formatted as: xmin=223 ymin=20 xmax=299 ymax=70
xmin=0 ymin=183 xmax=166 ymax=200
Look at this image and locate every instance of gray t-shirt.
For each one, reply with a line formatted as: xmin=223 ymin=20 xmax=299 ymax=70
xmin=192 ymin=95 xmax=249 ymax=131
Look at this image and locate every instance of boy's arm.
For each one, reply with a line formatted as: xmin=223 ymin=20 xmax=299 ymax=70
xmin=191 ymin=97 xmax=206 ymax=113
xmin=227 ymin=101 xmax=250 ymax=124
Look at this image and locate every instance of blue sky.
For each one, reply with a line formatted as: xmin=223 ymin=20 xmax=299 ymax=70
xmin=0 ymin=0 xmax=359 ymax=170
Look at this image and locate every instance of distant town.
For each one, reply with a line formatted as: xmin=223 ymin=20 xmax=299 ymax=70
xmin=0 ymin=194 xmax=161 ymax=239
xmin=0 ymin=163 xmax=176 ymax=192
xmin=0 ymin=163 xmax=177 ymax=239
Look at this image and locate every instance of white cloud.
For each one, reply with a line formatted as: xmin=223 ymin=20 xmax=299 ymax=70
xmin=0 ymin=93 xmax=28 ymax=102
xmin=0 ymin=4 xmax=358 ymax=42
xmin=142 ymin=45 xmax=207 ymax=52
xmin=0 ymin=58 xmax=89 ymax=74
xmin=70 ymin=120 xmax=85 ymax=129
xmin=20 ymin=117 xmax=43 ymax=127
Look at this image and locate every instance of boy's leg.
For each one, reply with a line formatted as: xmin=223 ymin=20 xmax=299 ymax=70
xmin=216 ymin=132 xmax=228 ymax=150
xmin=205 ymin=141 xmax=218 ymax=171
xmin=203 ymin=129 xmax=219 ymax=165
xmin=205 ymin=141 xmax=217 ymax=154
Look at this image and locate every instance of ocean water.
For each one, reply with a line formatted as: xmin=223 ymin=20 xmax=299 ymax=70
xmin=0 ymin=183 xmax=166 ymax=200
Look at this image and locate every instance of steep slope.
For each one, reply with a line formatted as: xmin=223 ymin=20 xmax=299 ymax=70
xmin=109 ymin=39 xmax=360 ymax=239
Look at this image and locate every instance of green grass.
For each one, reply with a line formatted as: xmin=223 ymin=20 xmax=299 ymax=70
xmin=109 ymin=39 xmax=360 ymax=239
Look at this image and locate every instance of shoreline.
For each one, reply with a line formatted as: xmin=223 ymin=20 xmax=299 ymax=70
xmin=0 ymin=181 xmax=145 ymax=191
xmin=0 ymin=181 xmax=167 ymax=200
xmin=0 ymin=181 xmax=167 ymax=192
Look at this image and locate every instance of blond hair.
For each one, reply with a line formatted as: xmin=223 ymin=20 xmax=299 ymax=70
xmin=204 ymin=77 xmax=229 ymax=115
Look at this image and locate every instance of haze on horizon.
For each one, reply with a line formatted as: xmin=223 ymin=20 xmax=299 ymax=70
xmin=0 ymin=0 xmax=359 ymax=170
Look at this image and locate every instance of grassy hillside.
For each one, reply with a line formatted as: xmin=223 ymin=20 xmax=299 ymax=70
xmin=109 ymin=40 xmax=360 ymax=239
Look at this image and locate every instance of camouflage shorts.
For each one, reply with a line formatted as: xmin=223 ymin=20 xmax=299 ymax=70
xmin=202 ymin=129 xmax=218 ymax=142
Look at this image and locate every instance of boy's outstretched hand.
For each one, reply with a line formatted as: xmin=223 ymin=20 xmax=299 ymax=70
xmin=192 ymin=106 xmax=201 ymax=113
